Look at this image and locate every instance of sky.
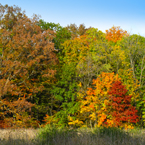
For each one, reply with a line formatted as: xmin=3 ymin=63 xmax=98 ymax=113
xmin=1 ymin=0 xmax=145 ymax=36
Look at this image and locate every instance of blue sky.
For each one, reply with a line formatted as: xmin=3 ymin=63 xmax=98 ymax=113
xmin=1 ymin=0 xmax=145 ymax=36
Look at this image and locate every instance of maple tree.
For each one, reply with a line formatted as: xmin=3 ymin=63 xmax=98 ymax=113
xmin=107 ymin=81 xmax=139 ymax=129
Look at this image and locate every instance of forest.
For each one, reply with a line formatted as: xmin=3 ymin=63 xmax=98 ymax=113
xmin=0 ymin=4 xmax=145 ymax=130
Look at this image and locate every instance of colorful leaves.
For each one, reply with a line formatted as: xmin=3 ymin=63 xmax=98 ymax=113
xmin=105 ymin=26 xmax=128 ymax=43
xmin=77 ymin=72 xmax=139 ymax=128
xmin=108 ymin=81 xmax=139 ymax=128
xmin=78 ymin=72 xmax=121 ymax=127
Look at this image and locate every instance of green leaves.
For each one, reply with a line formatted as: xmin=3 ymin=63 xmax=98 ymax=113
xmin=1 ymin=3 xmax=145 ymax=129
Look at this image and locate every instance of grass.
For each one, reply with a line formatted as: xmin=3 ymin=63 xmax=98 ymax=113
xmin=0 ymin=126 xmax=145 ymax=145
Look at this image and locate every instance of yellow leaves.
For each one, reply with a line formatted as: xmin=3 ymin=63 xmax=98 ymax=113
xmin=124 ymin=124 xmax=134 ymax=130
xmin=68 ymin=116 xmax=73 ymax=122
xmin=78 ymin=82 xmax=82 ymax=87
xmin=92 ymin=72 xmax=121 ymax=94
xmin=106 ymin=119 xmax=114 ymax=127
xmin=77 ymin=92 xmax=83 ymax=100
xmin=62 ymin=33 xmax=90 ymax=65
xmin=68 ymin=116 xmax=83 ymax=126
xmin=80 ymin=104 xmax=92 ymax=114
xmin=78 ymin=72 xmax=123 ymax=127
xmin=89 ymin=112 xmax=96 ymax=121
xmin=94 ymin=89 xmax=101 ymax=96
xmin=110 ymin=45 xmax=128 ymax=68
xmin=118 ymin=69 xmax=140 ymax=101
xmin=68 ymin=120 xmax=83 ymax=126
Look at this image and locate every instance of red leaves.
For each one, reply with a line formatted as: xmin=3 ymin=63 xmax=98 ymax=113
xmin=108 ymin=81 xmax=128 ymax=96
xmin=108 ymin=81 xmax=139 ymax=126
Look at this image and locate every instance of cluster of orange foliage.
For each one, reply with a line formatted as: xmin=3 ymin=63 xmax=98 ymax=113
xmin=105 ymin=26 xmax=128 ymax=43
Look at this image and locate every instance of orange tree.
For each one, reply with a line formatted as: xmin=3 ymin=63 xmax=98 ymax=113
xmin=105 ymin=26 xmax=128 ymax=43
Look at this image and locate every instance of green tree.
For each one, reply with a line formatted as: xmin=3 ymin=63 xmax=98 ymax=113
xmin=119 ymin=34 xmax=145 ymax=126
xmin=38 ymin=19 xmax=71 ymax=54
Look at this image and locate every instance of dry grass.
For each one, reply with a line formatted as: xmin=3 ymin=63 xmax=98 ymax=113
xmin=0 ymin=128 xmax=39 ymax=145
xmin=0 ymin=127 xmax=145 ymax=145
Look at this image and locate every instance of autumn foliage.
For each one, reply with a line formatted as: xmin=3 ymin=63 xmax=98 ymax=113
xmin=67 ymin=72 xmax=139 ymax=129
xmin=105 ymin=26 xmax=128 ymax=43
xmin=107 ymin=81 xmax=138 ymax=128
xmin=0 ymin=4 xmax=57 ymax=128
xmin=79 ymin=72 xmax=121 ymax=127
xmin=1 ymin=4 xmax=145 ymax=129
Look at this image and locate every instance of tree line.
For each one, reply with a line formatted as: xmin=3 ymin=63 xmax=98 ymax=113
xmin=0 ymin=4 xmax=145 ymax=129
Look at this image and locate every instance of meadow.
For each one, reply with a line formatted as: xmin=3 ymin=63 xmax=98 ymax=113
xmin=0 ymin=126 xmax=145 ymax=145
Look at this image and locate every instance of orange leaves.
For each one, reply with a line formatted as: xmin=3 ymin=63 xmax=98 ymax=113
xmin=78 ymin=72 xmax=138 ymax=128
xmin=86 ymin=88 xmax=94 ymax=95
xmin=43 ymin=114 xmax=58 ymax=127
xmin=0 ymin=4 xmax=59 ymax=129
xmin=0 ymin=95 xmax=37 ymax=129
xmin=43 ymin=114 xmax=51 ymax=124
xmin=0 ymin=3 xmax=58 ymax=99
xmin=105 ymin=26 xmax=129 ymax=43
xmin=92 ymin=72 xmax=121 ymax=96
xmin=97 ymin=113 xmax=107 ymax=127
xmin=78 ymin=72 xmax=122 ymax=127
xmin=89 ymin=103 xmax=94 ymax=109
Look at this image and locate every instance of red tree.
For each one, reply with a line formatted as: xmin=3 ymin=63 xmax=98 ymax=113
xmin=107 ymin=81 xmax=139 ymax=127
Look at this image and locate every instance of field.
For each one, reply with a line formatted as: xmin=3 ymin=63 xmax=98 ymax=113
xmin=0 ymin=126 xmax=145 ymax=145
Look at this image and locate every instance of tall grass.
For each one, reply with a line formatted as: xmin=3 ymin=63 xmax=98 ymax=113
xmin=0 ymin=126 xmax=145 ymax=145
